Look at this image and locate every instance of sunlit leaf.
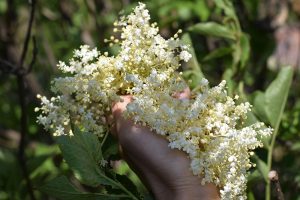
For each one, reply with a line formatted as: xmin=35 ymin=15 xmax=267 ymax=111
xmin=264 ymin=67 xmax=293 ymax=127
xmin=56 ymin=128 xmax=113 ymax=187
xmin=253 ymin=67 xmax=293 ymax=128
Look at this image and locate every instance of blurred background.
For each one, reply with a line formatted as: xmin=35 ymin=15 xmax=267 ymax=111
xmin=0 ymin=0 xmax=300 ymax=199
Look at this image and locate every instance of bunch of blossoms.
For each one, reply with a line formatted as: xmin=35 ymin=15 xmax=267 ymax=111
xmin=36 ymin=3 xmax=188 ymax=136
xmin=36 ymin=3 xmax=272 ymax=200
xmin=125 ymin=78 xmax=272 ymax=199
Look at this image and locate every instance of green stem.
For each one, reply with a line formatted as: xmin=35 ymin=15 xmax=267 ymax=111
xmin=98 ymin=128 xmax=138 ymax=199
xmin=95 ymin=162 xmax=138 ymax=200
xmin=265 ymin=122 xmax=280 ymax=200
xmin=101 ymin=129 xmax=109 ymax=147
xmin=103 ymin=174 xmax=139 ymax=200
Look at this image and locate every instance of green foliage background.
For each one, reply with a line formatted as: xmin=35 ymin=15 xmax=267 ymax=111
xmin=0 ymin=0 xmax=300 ymax=199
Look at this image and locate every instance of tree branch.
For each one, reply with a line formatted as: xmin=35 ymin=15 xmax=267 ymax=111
xmin=16 ymin=1 xmax=37 ymax=200
xmin=0 ymin=58 xmax=19 ymax=74
xmin=19 ymin=0 xmax=36 ymax=69
xmin=268 ymin=170 xmax=285 ymax=200
xmin=26 ymin=36 xmax=37 ymax=74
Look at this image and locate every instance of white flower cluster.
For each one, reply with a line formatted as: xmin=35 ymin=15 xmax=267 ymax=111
xmin=36 ymin=3 xmax=187 ymax=136
xmin=126 ymin=78 xmax=272 ymax=199
xmin=36 ymin=3 xmax=272 ymax=199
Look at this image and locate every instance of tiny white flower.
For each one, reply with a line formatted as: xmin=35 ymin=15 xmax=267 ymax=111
xmin=179 ymin=50 xmax=192 ymax=62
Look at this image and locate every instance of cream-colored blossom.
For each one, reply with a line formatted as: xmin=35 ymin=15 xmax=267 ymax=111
xmin=36 ymin=3 xmax=271 ymax=199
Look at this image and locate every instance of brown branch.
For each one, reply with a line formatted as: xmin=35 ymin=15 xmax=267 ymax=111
xmin=19 ymin=0 xmax=36 ymax=69
xmin=0 ymin=58 xmax=19 ymax=74
xmin=26 ymin=36 xmax=37 ymax=74
xmin=268 ymin=170 xmax=285 ymax=200
xmin=16 ymin=0 xmax=37 ymax=200
xmin=17 ymin=74 xmax=36 ymax=200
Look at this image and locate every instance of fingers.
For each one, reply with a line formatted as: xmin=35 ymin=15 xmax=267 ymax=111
xmin=111 ymin=87 xmax=190 ymax=136
xmin=110 ymin=95 xmax=133 ymax=137
xmin=112 ymin=87 xmax=190 ymax=120
xmin=111 ymin=95 xmax=132 ymax=119
xmin=173 ymin=87 xmax=191 ymax=100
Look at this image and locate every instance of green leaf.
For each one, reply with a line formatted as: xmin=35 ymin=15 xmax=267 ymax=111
xmin=291 ymin=142 xmax=300 ymax=151
xmin=27 ymin=154 xmax=50 ymax=174
xmin=39 ymin=176 xmax=128 ymax=200
xmin=188 ymin=22 xmax=235 ymax=40
xmin=115 ymin=174 xmax=140 ymax=198
xmin=264 ymin=67 xmax=293 ymax=127
xmin=247 ymin=190 xmax=255 ymax=200
xmin=181 ymin=33 xmax=203 ymax=75
xmin=56 ymin=128 xmax=113 ymax=187
xmin=253 ymin=67 xmax=293 ymax=127
xmin=0 ymin=149 xmax=22 ymax=196
xmin=237 ymin=82 xmax=260 ymax=127
xmin=181 ymin=33 xmax=204 ymax=88
xmin=193 ymin=1 xmax=210 ymax=21
xmin=202 ymin=47 xmax=233 ymax=61
xmin=240 ymin=34 xmax=250 ymax=69
xmin=102 ymin=134 xmax=119 ymax=160
xmin=214 ymin=0 xmax=237 ymax=20
xmin=247 ymin=169 xmax=263 ymax=183
xmin=252 ymin=155 xmax=268 ymax=182
xmin=253 ymin=91 xmax=269 ymax=124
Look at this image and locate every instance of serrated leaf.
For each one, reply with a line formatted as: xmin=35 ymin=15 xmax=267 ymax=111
xmin=39 ymin=176 xmax=128 ymax=200
xmin=56 ymin=129 xmax=113 ymax=187
xmin=188 ymin=22 xmax=235 ymax=40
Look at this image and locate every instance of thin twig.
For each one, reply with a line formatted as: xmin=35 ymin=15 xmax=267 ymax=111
xmin=0 ymin=58 xmax=19 ymax=74
xmin=17 ymin=75 xmax=36 ymax=200
xmin=26 ymin=36 xmax=37 ymax=74
xmin=268 ymin=170 xmax=285 ymax=200
xmin=16 ymin=0 xmax=37 ymax=200
xmin=19 ymin=0 xmax=36 ymax=69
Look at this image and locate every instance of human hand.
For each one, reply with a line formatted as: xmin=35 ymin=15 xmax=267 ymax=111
xmin=111 ymin=94 xmax=220 ymax=200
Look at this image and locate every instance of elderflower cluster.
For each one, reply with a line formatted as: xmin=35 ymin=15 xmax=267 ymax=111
xmin=36 ymin=3 xmax=187 ymax=136
xmin=36 ymin=3 xmax=272 ymax=199
xmin=125 ymin=78 xmax=272 ymax=199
